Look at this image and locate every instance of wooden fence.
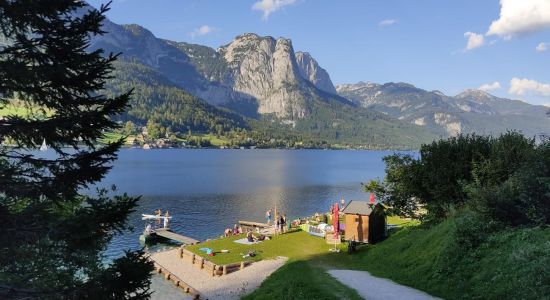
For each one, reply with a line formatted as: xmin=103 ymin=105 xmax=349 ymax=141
xmin=179 ymin=247 xmax=251 ymax=276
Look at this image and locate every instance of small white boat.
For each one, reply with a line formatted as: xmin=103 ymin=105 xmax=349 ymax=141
xmin=39 ymin=139 xmax=48 ymax=151
xmin=141 ymin=214 xmax=172 ymax=220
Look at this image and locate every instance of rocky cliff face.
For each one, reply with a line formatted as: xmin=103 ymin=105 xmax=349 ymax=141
xmin=295 ymin=52 xmax=337 ymax=94
xmin=91 ymin=17 xmax=340 ymax=119
xmin=215 ymin=33 xmax=311 ymax=118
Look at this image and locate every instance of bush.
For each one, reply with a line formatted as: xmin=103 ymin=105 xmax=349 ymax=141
xmin=467 ymin=133 xmax=550 ymax=226
xmin=377 ymin=132 xmax=549 ymax=226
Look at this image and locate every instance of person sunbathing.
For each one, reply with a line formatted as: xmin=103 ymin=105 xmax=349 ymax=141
xmin=246 ymin=231 xmax=257 ymax=242
xmin=224 ymin=228 xmax=232 ymax=237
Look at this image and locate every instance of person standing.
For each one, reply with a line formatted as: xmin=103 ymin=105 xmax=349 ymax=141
xmin=282 ymin=214 xmax=287 ymax=233
xmin=340 ymin=196 xmax=345 ymax=210
xmin=275 ymin=212 xmax=280 ymax=235
xmin=266 ymin=209 xmax=272 ymax=225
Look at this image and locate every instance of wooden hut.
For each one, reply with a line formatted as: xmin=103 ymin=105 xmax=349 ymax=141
xmin=342 ymin=200 xmax=386 ymax=243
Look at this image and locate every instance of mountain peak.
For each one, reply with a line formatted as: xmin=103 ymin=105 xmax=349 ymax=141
xmin=455 ymin=89 xmax=497 ymax=102
xmin=295 ymin=51 xmax=336 ymax=94
xmin=122 ymin=24 xmax=153 ymax=37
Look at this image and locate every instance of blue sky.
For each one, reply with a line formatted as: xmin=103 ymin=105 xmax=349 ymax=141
xmin=87 ymin=0 xmax=550 ymax=106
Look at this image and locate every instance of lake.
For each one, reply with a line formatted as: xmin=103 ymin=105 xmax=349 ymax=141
xmin=100 ymin=149 xmax=399 ymax=259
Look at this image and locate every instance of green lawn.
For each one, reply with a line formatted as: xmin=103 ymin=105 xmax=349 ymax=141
xmin=201 ymin=134 xmax=229 ymax=147
xmin=233 ymin=214 xmax=550 ymax=299
xmin=387 ymin=215 xmax=420 ymax=227
xmin=315 ymin=216 xmax=550 ymax=300
xmin=186 ymin=230 xmax=347 ymax=266
xmin=242 ymin=260 xmax=362 ymax=300
xmin=99 ymin=132 xmax=126 ymax=144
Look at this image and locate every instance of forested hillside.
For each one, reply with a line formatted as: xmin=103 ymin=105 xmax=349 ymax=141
xmin=105 ymin=60 xmax=249 ymax=135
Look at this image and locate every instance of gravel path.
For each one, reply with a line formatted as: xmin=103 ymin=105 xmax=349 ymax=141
xmin=328 ymin=269 xmax=440 ymax=300
xmin=150 ymin=248 xmax=287 ymax=300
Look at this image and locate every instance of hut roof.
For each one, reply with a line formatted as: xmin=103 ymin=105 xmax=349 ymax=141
xmin=342 ymin=200 xmax=375 ymax=215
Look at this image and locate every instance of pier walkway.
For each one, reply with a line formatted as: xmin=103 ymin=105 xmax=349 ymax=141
xmin=155 ymin=228 xmax=199 ymax=245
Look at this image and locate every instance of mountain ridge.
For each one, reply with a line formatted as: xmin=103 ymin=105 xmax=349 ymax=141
xmin=337 ymin=82 xmax=549 ymax=137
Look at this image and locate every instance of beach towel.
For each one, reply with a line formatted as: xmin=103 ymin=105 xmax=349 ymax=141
xmin=234 ymin=238 xmax=261 ymax=245
xmin=199 ymin=247 xmax=213 ymax=254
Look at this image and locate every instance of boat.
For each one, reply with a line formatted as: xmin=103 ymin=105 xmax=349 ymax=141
xmin=138 ymin=212 xmax=199 ymax=245
xmin=39 ymin=139 xmax=48 ymax=151
xmin=139 ymin=213 xmax=172 ymax=243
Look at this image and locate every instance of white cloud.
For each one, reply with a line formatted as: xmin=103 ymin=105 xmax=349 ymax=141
xmin=479 ymin=81 xmax=501 ymax=91
xmin=252 ymin=0 xmax=297 ymax=20
xmin=509 ymin=77 xmax=550 ymax=96
xmin=544 ymin=103 xmax=550 ymax=107
xmin=190 ymin=25 xmax=213 ymax=38
xmin=487 ymin=0 xmax=550 ymax=37
xmin=536 ymin=42 xmax=547 ymax=52
xmin=379 ymin=19 xmax=398 ymax=26
xmin=464 ymin=32 xmax=485 ymax=51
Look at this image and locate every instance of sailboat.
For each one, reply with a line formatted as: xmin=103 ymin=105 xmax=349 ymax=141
xmin=39 ymin=139 xmax=48 ymax=151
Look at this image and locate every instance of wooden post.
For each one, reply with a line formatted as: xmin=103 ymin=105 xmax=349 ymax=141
xmin=178 ymin=247 xmax=183 ymax=258
xmin=211 ymin=264 xmax=216 ymax=277
xmin=222 ymin=265 xmax=227 ymax=275
xmin=190 ymin=253 xmax=195 ymax=264
xmin=165 ymin=273 xmax=171 ymax=280
xmin=199 ymin=257 xmax=204 ymax=269
xmin=240 ymin=261 xmax=245 ymax=270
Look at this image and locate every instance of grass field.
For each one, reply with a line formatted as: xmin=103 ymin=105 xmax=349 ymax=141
xmin=184 ymin=217 xmax=423 ymax=299
xmin=244 ymin=214 xmax=550 ymax=299
xmin=99 ymin=132 xmax=126 ymax=144
xmin=200 ymin=134 xmax=230 ymax=147
xmin=242 ymin=260 xmax=362 ymax=300
xmin=186 ymin=230 xmax=347 ymax=266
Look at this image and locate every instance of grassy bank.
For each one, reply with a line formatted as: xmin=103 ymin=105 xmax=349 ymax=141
xmin=342 ymin=217 xmax=550 ymax=299
xmin=242 ymin=261 xmax=362 ymax=300
xmin=249 ymin=215 xmax=550 ymax=299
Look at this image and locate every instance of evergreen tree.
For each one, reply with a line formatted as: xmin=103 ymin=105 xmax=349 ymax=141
xmin=0 ymin=1 xmax=152 ymax=299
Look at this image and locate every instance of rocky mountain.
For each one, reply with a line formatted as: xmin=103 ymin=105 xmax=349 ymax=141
xmin=295 ymin=51 xmax=337 ymax=94
xmin=89 ymin=15 xmax=344 ymax=120
xmin=81 ymin=4 xmax=438 ymax=148
xmin=337 ymin=82 xmax=550 ymax=137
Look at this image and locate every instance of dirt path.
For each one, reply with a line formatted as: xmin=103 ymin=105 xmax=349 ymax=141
xmin=328 ymin=270 xmax=440 ymax=300
xmin=150 ymin=248 xmax=287 ymax=299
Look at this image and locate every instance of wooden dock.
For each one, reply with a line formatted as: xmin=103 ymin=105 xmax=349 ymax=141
xmin=238 ymin=220 xmax=269 ymax=228
xmin=155 ymin=228 xmax=199 ymax=245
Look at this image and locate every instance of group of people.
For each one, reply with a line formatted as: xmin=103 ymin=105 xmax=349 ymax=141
xmin=265 ymin=208 xmax=287 ymax=234
xmin=224 ymin=224 xmax=243 ymax=237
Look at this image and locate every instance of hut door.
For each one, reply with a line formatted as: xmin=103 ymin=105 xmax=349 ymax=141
xmin=356 ymin=215 xmax=363 ymax=241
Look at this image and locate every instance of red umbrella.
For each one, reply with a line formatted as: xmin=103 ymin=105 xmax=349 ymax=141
xmin=370 ymin=193 xmax=375 ymax=204
xmin=333 ymin=203 xmax=339 ymax=238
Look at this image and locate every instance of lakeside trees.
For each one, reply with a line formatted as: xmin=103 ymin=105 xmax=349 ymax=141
xmin=0 ymin=1 xmax=152 ymax=299
xmin=370 ymin=132 xmax=549 ymax=225
xmin=362 ymin=132 xmax=550 ymax=299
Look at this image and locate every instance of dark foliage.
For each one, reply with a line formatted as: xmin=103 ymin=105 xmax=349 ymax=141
xmin=0 ymin=1 xmax=152 ymax=299
xmin=373 ymin=132 xmax=549 ymax=226
xmin=467 ymin=133 xmax=550 ymax=226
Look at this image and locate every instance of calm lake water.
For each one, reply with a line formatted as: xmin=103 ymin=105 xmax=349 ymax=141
xmin=97 ymin=149 xmax=400 ymax=259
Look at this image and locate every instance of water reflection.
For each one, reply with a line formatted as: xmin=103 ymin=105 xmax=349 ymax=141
xmin=94 ymin=149 xmax=403 ymax=258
